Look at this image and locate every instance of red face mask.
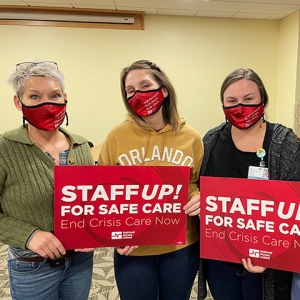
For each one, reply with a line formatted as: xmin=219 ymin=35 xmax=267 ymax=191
xmin=127 ymin=87 xmax=165 ymax=117
xmin=21 ymin=101 xmax=67 ymax=131
xmin=223 ymin=102 xmax=264 ymax=130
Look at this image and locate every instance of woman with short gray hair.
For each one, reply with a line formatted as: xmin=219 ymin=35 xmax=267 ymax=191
xmin=0 ymin=59 xmax=95 ymax=300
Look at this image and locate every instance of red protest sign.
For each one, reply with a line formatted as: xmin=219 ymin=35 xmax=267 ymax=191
xmin=200 ymin=176 xmax=300 ymax=273
xmin=54 ymin=166 xmax=189 ymax=249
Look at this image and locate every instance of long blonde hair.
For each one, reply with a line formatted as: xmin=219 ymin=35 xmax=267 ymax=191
xmin=120 ymin=60 xmax=181 ymax=132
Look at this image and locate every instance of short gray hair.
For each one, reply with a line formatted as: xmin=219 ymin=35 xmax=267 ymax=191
xmin=7 ymin=59 xmax=65 ymax=99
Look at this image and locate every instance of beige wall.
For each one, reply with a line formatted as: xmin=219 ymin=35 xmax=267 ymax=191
xmin=277 ymin=11 xmax=300 ymax=129
xmin=0 ymin=14 xmax=292 ymax=146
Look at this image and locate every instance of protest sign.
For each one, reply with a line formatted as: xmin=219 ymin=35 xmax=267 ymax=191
xmin=200 ymin=176 xmax=300 ymax=273
xmin=54 ymin=166 xmax=189 ymax=249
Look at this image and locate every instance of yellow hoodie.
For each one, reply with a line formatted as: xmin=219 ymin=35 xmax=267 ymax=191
xmin=98 ymin=115 xmax=203 ymax=255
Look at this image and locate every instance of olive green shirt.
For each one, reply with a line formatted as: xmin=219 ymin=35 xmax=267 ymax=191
xmin=0 ymin=126 xmax=94 ymax=249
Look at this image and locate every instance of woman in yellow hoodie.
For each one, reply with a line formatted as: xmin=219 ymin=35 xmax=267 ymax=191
xmin=98 ymin=60 xmax=203 ymax=300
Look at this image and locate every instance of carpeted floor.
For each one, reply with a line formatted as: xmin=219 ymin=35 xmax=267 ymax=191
xmin=0 ymin=243 xmax=212 ymax=300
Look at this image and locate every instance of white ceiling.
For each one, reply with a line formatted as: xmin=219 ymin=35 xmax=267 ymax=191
xmin=0 ymin=0 xmax=300 ymax=20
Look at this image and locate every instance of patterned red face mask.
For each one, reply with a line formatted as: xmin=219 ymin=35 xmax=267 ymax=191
xmin=223 ymin=102 xmax=264 ymax=130
xmin=127 ymin=87 xmax=165 ymax=117
xmin=21 ymin=100 xmax=68 ymax=131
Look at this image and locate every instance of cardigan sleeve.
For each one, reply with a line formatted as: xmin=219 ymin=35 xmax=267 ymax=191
xmin=188 ymin=132 xmax=203 ymax=200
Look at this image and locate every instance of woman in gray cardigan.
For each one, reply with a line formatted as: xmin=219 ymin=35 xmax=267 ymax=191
xmin=198 ymin=68 xmax=300 ymax=300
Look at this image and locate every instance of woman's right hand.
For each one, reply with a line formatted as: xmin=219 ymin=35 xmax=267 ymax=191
xmin=242 ymin=258 xmax=266 ymax=273
xmin=27 ymin=230 xmax=65 ymax=259
xmin=115 ymin=246 xmax=138 ymax=256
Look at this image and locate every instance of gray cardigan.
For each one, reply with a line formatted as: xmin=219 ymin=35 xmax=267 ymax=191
xmin=198 ymin=122 xmax=300 ymax=300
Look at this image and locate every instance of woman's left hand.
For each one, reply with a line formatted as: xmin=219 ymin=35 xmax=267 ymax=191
xmin=74 ymin=248 xmax=95 ymax=252
xmin=242 ymin=258 xmax=266 ymax=273
xmin=183 ymin=196 xmax=200 ymax=216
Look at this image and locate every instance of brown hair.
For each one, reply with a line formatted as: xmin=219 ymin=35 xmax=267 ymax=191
xmin=220 ymin=68 xmax=269 ymax=107
xmin=120 ymin=60 xmax=181 ymax=132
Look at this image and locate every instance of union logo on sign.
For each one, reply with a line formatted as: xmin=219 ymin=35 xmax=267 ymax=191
xmin=249 ymin=249 xmax=260 ymax=258
xmin=111 ymin=232 xmax=123 ymax=239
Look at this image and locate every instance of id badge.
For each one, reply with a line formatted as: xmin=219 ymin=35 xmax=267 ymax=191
xmin=248 ymin=166 xmax=269 ymax=180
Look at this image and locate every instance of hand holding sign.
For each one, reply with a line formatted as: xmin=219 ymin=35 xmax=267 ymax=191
xmin=183 ymin=195 xmax=200 ymax=216
xmin=115 ymin=246 xmax=139 ymax=256
xmin=242 ymin=258 xmax=266 ymax=273
xmin=28 ymin=231 xmax=65 ymax=259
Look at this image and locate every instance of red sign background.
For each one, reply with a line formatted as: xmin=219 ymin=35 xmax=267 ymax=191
xmin=54 ymin=166 xmax=189 ymax=249
xmin=200 ymin=176 xmax=300 ymax=273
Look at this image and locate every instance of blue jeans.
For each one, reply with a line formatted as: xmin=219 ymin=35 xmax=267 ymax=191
xmin=207 ymin=260 xmax=263 ymax=300
xmin=114 ymin=241 xmax=199 ymax=300
xmin=8 ymin=252 xmax=93 ymax=300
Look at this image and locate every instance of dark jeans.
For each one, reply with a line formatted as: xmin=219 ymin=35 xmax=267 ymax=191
xmin=114 ymin=241 xmax=199 ymax=300
xmin=207 ymin=260 xmax=263 ymax=300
